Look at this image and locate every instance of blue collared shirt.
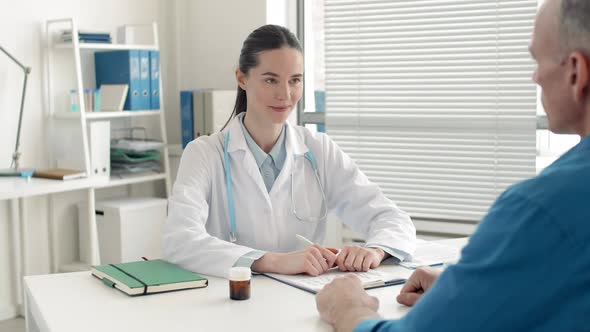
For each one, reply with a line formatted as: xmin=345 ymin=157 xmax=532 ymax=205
xmin=355 ymin=135 xmax=590 ymax=332
xmin=240 ymin=117 xmax=286 ymax=193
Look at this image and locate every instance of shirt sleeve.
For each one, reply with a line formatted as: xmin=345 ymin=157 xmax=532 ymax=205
xmin=366 ymin=244 xmax=404 ymax=262
xmin=233 ymin=250 xmax=266 ymax=268
xmin=354 ymin=319 xmax=392 ymax=332
xmin=353 ymin=189 xmax=575 ymax=332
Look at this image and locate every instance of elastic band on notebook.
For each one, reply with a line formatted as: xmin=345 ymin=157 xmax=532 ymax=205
xmin=109 ymin=264 xmax=148 ymax=295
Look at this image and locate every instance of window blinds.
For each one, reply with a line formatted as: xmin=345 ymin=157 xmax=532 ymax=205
xmin=324 ymin=0 xmax=538 ymax=223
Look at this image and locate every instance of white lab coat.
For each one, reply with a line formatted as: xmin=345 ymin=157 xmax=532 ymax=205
xmin=164 ymin=114 xmax=416 ymax=278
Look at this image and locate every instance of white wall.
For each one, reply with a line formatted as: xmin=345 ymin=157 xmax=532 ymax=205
xmin=175 ymin=0 xmax=266 ymax=91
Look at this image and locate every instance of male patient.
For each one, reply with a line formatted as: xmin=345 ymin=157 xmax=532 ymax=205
xmin=316 ymin=0 xmax=590 ymax=331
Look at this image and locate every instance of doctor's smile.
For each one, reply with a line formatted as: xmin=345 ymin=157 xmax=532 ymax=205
xmin=269 ymin=105 xmax=291 ymax=113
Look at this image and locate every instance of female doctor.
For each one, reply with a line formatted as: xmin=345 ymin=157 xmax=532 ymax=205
xmin=164 ymin=25 xmax=416 ymax=278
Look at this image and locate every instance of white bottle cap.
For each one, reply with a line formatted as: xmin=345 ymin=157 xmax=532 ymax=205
xmin=229 ymin=267 xmax=251 ymax=281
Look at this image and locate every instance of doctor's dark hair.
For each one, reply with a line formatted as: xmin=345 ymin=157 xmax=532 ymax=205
xmin=222 ymin=24 xmax=302 ymax=130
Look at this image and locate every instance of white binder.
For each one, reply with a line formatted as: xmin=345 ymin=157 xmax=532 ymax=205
xmin=192 ymin=90 xmax=236 ymax=137
xmin=88 ymin=121 xmax=110 ymax=177
xmin=99 ymin=84 xmax=129 ymax=111
xmin=205 ymin=90 xmax=237 ymax=135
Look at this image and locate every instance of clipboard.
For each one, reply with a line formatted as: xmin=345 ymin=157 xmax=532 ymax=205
xmin=263 ymin=269 xmax=406 ymax=294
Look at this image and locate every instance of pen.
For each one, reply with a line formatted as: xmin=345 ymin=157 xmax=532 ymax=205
xmin=295 ymin=234 xmax=339 ymax=254
xmin=364 ymin=277 xmax=407 ymax=290
xmin=383 ymin=278 xmax=406 ymax=286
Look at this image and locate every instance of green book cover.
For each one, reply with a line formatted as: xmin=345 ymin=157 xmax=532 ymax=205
xmin=91 ymin=259 xmax=208 ymax=296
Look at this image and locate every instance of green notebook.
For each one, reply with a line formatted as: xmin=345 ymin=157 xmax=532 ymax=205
xmin=91 ymin=259 xmax=208 ymax=296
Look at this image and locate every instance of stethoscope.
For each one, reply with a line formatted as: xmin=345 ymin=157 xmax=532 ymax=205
xmin=224 ymin=131 xmax=328 ymax=243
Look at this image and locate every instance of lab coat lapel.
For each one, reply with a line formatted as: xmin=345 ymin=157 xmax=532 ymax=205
xmin=269 ymin=122 xmax=311 ymax=197
xmin=286 ymin=121 xmax=311 ymax=156
xmin=225 ymin=114 xmax=272 ymax=204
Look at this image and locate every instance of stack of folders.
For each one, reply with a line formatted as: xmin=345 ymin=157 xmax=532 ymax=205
xmin=61 ymin=29 xmax=112 ymax=43
xmin=95 ymin=50 xmax=160 ymax=111
xmin=110 ymin=138 xmax=164 ymax=176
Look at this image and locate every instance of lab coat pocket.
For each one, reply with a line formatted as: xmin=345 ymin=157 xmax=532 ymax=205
xmin=290 ymin=159 xmax=326 ymax=224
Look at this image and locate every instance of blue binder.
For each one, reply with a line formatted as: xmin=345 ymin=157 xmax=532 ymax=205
xmin=180 ymin=91 xmax=194 ymax=148
xmin=139 ymin=50 xmax=151 ymax=110
xmin=95 ymin=50 xmax=142 ymax=110
xmin=149 ymin=51 xmax=160 ymax=110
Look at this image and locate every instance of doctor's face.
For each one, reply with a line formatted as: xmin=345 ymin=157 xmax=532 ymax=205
xmin=237 ymin=47 xmax=304 ymax=126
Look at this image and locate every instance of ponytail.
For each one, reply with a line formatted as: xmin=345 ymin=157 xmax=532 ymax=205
xmin=222 ymin=87 xmax=247 ymax=130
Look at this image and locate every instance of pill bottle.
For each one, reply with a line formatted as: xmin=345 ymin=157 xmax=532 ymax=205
xmin=229 ymin=267 xmax=251 ymax=300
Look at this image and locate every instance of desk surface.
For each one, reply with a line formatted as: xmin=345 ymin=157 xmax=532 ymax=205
xmin=0 ymin=177 xmax=100 ymax=200
xmin=24 ymin=238 xmax=467 ymax=332
xmin=0 ymin=173 xmax=167 ymax=200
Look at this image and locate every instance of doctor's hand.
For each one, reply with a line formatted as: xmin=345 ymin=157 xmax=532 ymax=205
xmin=335 ymin=246 xmax=386 ymax=272
xmin=251 ymin=244 xmax=338 ymax=276
xmin=396 ymin=266 xmax=441 ymax=307
xmin=316 ymin=275 xmax=380 ymax=331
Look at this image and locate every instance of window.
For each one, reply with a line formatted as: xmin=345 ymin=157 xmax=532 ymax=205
xmin=299 ymin=0 xmax=327 ymax=132
xmin=302 ymin=0 xmax=539 ymax=224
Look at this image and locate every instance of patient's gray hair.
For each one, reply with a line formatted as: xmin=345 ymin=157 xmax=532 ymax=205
xmin=559 ymin=0 xmax=590 ymax=52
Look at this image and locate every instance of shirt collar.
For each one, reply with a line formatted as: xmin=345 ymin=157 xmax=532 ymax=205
xmin=224 ymin=112 xmax=310 ymax=159
xmin=239 ymin=115 xmax=286 ymax=170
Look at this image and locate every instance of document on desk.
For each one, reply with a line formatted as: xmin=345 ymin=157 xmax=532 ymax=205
xmin=399 ymin=239 xmax=461 ymax=269
xmin=263 ymin=269 xmax=406 ymax=294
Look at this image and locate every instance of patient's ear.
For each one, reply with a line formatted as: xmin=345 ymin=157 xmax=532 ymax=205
xmin=567 ymin=51 xmax=589 ymax=103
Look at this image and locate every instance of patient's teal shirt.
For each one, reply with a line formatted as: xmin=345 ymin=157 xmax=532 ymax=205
xmin=356 ymin=136 xmax=590 ymax=332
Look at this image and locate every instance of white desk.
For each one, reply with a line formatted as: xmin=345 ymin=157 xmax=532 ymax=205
xmin=1 ymin=176 xmax=102 ymax=316
xmin=23 ymin=238 xmax=467 ymax=332
xmin=0 ymin=173 xmax=167 ymax=200
xmin=1 ymin=173 xmax=166 ymax=315
xmin=0 ymin=177 xmax=102 ymax=201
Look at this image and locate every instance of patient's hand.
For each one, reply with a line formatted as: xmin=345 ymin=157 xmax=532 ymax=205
xmin=397 ymin=266 xmax=441 ymax=306
xmin=316 ymin=275 xmax=380 ymax=331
